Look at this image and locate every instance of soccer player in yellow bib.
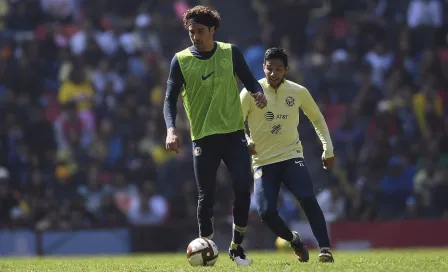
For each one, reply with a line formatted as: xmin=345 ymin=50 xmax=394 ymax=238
xmin=240 ymin=48 xmax=335 ymax=262
xmin=163 ymin=6 xmax=267 ymax=266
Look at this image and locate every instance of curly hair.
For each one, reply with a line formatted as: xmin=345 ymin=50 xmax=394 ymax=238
xmin=264 ymin=47 xmax=289 ymax=67
xmin=183 ymin=5 xmax=221 ymax=30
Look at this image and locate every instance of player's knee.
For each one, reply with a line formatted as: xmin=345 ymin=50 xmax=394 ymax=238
xmin=299 ymin=196 xmax=323 ymax=212
xmin=233 ymin=186 xmax=251 ymax=199
xmin=233 ymin=192 xmax=251 ymax=211
xmin=232 ymin=172 xmax=253 ymax=194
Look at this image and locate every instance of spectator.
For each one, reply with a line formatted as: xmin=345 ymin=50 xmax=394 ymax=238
xmin=55 ymin=102 xmax=90 ymax=151
xmin=352 ymin=170 xmax=379 ymax=220
xmin=112 ymin=172 xmax=139 ymax=212
xmin=0 ymin=0 xmax=447 ymax=231
xmin=127 ymin=181 xmax=168 ymax=225
xmin=412 ymin=81 xmax=444 ymax=137
xmin=77 ymin=166 xmax=111 ymax=220
xmin=243 ymin=38 xmax=265 ymax=80
xmin=0 ymin=167 xmax=17 ymax=226
xmin=431 ymin=168 xmax=448 ymax=217
xmin=333 ymin=111 xmax=364 ymax=166
xmin=378 ymin=156 xmax=416 ymax=220
xmin=316 ymin=183 xmax=346 ymax=223
xmin=92 ymin=60 xmax=125 ymax=95
xmin=41 ymin=0 xmax=77 ymax=24
xmin=93 ymin=118 xmax=122 ymax=167
xmin=413 ymin=158 xmax=438 ymax=213
xmin=58 ymin=69 xmax=95 ymax=131
xmin=100 ymin=193 xmax=128 ymax=227
xmin=407 ymin=0 xmax=443 ymax=29
xmin=70 ymin=20 xmax=101 ymax=57
xmin=364 ymin=41 xmax=393 ymax=88
xmin=26 ymin=107 xmax=56 ymax=160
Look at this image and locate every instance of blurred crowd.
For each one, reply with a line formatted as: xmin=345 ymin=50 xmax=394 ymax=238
xmin=0 ymin=0 xmax=448 ymax=231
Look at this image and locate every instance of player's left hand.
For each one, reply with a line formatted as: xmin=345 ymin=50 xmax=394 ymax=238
xmin=251 ymin=92 xmax=267 ymax=109
xmin=322 ymin=156 xmax=335 ymax=170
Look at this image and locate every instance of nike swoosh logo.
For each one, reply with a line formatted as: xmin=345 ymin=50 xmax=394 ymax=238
xmin=202 ymin=71 xmax=215 ymax=80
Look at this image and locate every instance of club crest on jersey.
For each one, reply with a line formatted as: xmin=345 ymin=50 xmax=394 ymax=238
xmin=220 ymin=58 xmax=230 ymax=68
xmin=254 ymin=169 xmax=263 ymax=179
xmin=285 ymin=96 xmax=295 ymax=107
xmin=194 ymin=147 xmax=202 ymax=157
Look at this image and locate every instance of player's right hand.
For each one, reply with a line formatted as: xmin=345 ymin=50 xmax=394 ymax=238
xmin=322 ymin=156 xmax=335 ymax=169
xmin=166 ymin=128 xmax=180 ymax=153
xmin=251 ymin=92 xmax=267 ymax=109
xmin=247 ymin=142 xmax=257 ymax=155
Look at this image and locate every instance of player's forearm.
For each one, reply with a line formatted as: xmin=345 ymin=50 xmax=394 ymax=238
xmin=244 ymin=80 xmax=264 ymax=94
xmin=163 ymin=83 xmax=180 ymax=129
xmin=311 ymin=118 xmax=334 ymax=157
xmin=232 ymin=45 xmax=263 ymax=94
xmin=164 ymin=55 xmax=185 ymax=128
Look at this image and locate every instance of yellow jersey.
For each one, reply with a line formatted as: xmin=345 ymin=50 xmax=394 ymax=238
xmin=58 ymin=81 xmax=94 ymax=110
xmin=240 ymin=78 xmax=334 ymax=168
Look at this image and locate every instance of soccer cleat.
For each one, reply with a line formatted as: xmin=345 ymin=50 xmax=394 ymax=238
xmin=290 ymin=232 xmax=309 ymax=262
xmin=229 ymin=245 xmax=252 ymax=266
xmin=318 ymin=248 xmax=334 ymax=262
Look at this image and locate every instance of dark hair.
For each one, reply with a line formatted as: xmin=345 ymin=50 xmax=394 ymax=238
xmin=264 ymin=47 xmax=288 ymax=67
xmin=183 ymin=5 xmax=221 ymax=30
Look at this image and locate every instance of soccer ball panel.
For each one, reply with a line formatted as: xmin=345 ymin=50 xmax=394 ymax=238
xmin=186 ymin=238 xmax=219 ymax=266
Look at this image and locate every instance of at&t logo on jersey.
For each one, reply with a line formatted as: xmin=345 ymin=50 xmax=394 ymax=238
xmin=276 ymin=114 xmax=288 ymax=119
xmin=265 ymin=111 xmax=288 ymax=121
xmin=265 ymin=111 xmax=274 ymax=121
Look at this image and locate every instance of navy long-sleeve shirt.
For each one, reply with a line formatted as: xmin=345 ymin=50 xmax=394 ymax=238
xmin=163 ymin=42 xmax=263 ymax=129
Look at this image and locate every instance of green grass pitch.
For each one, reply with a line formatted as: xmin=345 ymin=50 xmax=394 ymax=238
xmin=1 ymin=249 xmax=447 ymax=272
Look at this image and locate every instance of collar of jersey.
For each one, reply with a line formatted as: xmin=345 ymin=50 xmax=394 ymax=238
xmin=262 ymin=78 xmax=286 ymax=93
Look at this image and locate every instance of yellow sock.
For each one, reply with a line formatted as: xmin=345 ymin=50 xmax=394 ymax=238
xmin=230 ymin=241 xmax=239 ymax=250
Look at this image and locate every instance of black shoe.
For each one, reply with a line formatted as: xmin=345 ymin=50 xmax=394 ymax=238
xmin=290 ymin=232 xmax=309 ymax=262
xmin=318 ymin=248 xmax=334 ymax=262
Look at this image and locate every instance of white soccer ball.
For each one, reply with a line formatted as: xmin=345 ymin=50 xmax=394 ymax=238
xmin=186 ymin=238 xmax=219 ymax=266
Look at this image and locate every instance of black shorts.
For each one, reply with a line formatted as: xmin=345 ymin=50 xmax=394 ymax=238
xmin=192 ymin=130 xmax=253 ymax=197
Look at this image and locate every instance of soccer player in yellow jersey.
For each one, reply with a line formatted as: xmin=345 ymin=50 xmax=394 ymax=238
xmin=240 ymin=48 xmax=335 ymax=262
